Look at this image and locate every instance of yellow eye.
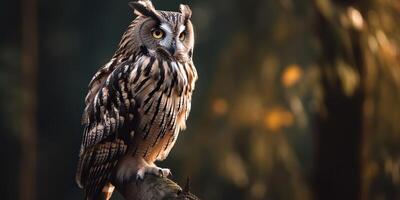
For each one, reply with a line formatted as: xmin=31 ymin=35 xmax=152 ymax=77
xmin=179 ymin=32 xmax=186 ymax=41
xmin=151 ymin=29 xmax=164 ymax=39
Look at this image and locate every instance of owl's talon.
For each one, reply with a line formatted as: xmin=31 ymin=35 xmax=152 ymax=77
xmin=159 ymin=168 xmax=171 ymax=178
xmin=134 ymin=165 xmax=171 ymax=180
xmin=136 ymin=168 xmax=145 ymax=180
xmin=158 ymin=169 xmax=164 ymax=177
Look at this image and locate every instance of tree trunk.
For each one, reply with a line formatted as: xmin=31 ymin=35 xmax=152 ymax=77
xmin=20 ymin=0 xmax=38 ymax=199
xmin=313 ymin=1 xmax=366 ymax=200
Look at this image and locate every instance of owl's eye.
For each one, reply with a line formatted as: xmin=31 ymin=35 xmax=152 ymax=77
xmin=151 ymin=29 xmax=164 ymax=39
xmin=179 ymin=32 xmax=186 ymax=41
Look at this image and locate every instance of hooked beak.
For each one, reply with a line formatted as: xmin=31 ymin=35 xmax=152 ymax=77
xmin=157 ymin=40 xmax=188 ymax=62
xmin=166 ymin=40 xmax=177 ymax=55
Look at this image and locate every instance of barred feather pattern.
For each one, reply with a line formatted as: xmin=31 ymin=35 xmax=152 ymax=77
xmin=76 ymin=49 xmax=197 ymax=199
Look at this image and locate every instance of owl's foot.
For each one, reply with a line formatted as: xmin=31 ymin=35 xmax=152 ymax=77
xmin=136 ymin=165 xmax=171 ymax=180
xmin=115 ymin=156 xmax=172 ymax=182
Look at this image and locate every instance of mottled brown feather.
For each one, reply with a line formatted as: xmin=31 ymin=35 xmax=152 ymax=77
xmin=76 ymin=2 xmax=197 ymax=199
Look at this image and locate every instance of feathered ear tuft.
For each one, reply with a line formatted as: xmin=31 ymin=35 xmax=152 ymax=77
xmin=179 ymin=4 xmax=192 ymax=22
xmin=129 ymin=0 xmax=161 ymax=20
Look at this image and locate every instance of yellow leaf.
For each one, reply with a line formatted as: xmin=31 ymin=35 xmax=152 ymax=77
xmin=212 ymin=98 xmax=228 ymax=116
xmin=264 ymin=108 xmax=294 ymax=131
xmin=281 ymin=64 xmax=303 ymax=87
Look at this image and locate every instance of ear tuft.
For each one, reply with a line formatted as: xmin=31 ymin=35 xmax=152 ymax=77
xmin=179 ymin=4 xmax=192 ymax=21
xmin=129 ymin=0 xmax=160 ymax=20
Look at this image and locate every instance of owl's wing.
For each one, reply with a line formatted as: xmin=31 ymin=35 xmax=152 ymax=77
xmin=81 ymin=58 xmax=122 ymax=124
xmin=76 ymin=59 xmax=137 ymax=199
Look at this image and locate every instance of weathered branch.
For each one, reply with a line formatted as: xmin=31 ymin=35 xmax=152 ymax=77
xmin=116 ymin=175 xmax=200 ymax=200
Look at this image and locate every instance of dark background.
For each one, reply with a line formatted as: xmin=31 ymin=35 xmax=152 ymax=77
xmin=1 ymin=0 xmax=400 ymax=199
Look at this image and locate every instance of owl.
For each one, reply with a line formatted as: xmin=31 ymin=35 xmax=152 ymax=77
xmin=75 ymin=1 xmax=197 ymax=199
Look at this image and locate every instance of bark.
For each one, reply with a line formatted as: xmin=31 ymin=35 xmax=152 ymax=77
xmin=116 ymin=175 xmax=200 ymax=200
xmin=313 ymin=1 xmax=366 ymax=200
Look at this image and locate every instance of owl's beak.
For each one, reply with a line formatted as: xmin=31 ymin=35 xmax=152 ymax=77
xmin=157 ymin=40 xmax=181 ymax=61
xmin=167 ymin=40 xmax=177 ymax=56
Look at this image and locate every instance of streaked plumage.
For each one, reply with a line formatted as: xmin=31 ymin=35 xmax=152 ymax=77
xmin=75 ymin=1 xmax=197 ymax=199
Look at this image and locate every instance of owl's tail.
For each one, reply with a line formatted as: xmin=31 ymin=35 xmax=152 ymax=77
xmin=101 ymin=183 xmax=115 ymax=200
xmin=83 ymin=183 xmax=115 ymax=200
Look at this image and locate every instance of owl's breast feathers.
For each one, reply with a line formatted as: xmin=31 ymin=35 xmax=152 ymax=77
xmin=129 ymin=55 xmax=197 ymax=161
xmin=76 ymin=53 xmax=197 ymax=199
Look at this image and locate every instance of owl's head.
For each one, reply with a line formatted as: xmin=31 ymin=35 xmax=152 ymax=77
xmin=127 ymin=0 xmax=194 ymax=62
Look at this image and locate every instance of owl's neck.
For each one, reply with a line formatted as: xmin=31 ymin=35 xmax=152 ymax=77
xmin=133 ymin=54 xmax=197 ymax=94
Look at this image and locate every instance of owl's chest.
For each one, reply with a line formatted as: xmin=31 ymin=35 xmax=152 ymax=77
xmin=128 ymin=56 xmax=196 ymax=137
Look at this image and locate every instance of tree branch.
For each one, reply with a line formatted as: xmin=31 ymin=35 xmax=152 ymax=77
xmin=116 ymin=175 xmax=200 ymax=200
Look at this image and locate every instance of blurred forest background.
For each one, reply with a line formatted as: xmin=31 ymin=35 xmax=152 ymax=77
xmin=1 ymin=0 xmax=400 ymax=199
